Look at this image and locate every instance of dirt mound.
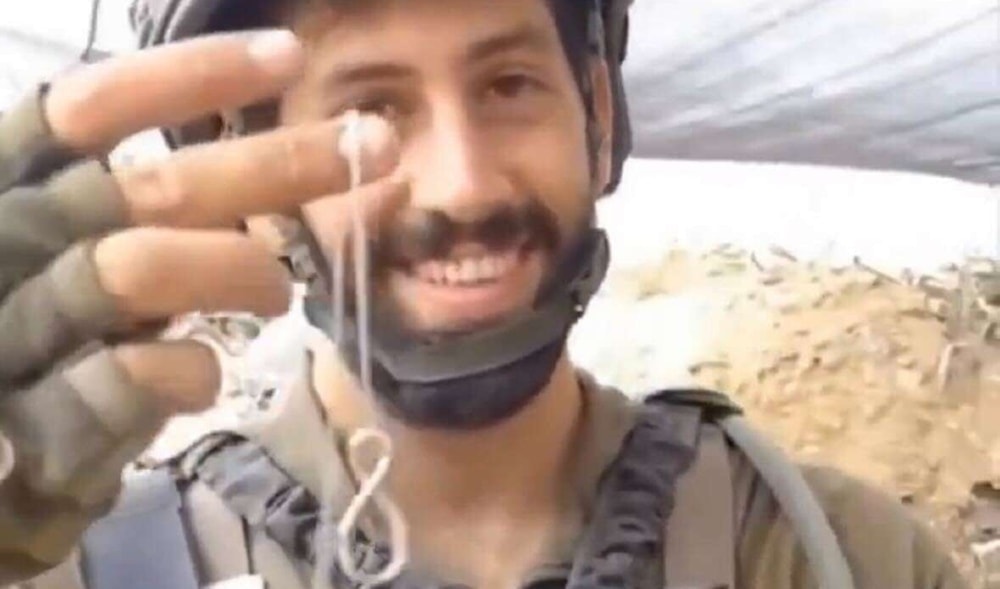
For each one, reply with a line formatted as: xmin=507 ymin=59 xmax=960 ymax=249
xmin=609 ymin=246 xmax=1000 ymax=586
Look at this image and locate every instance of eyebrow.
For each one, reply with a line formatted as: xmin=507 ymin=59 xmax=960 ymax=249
xmin=321 ymin=23 xmax=557 ymax=87
xmin=322 ymin=63 xmax=415 ymax=87
xmin=464 ymin=23 xmax=558 ymax=63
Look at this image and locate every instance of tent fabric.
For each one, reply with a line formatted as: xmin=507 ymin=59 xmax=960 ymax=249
xmin=623 ymin=0 xmax=1000 ymax=184
xmin=1 ymin=0 xmax=998 ymax=184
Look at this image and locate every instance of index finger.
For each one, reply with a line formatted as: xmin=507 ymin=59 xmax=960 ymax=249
xmin=115 ymin=114 xmax=400 ymax=228
xmin=46 ymin=30 xmax=306 ymax=154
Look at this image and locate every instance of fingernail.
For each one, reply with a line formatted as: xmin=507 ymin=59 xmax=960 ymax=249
xmin=247 ymin=29 xmax=304 ymax=77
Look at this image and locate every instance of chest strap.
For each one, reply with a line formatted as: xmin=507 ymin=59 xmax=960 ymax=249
xmin=647 ymin=388 xmax=856 ymax=589
xmin=182 ymin=402 xmax=709 ymax=589
xmin=717 ymin=414 xmax=855 ymax=589
xmin=79 ymin=468 xmax=200 ymax=589
xmin=43 ymin=387 xmax=850 ymax=589
xmin=664 ymin=422 xmax=735 ymax=589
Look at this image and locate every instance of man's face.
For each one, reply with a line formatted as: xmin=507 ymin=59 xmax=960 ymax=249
xmin=281 ymin=0 xmax=611 ymax=337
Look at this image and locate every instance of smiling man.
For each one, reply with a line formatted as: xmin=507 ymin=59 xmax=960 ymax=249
xmin=0 ymin=0 xmax=970 ymax=588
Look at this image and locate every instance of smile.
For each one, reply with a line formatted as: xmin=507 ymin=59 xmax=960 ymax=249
xmin=411 ymin=251 xmax=519 ymax=286
xmin=387 ymin=244 xmax=544 ymax=332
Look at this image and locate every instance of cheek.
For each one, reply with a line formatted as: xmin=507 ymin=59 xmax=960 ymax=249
xmin=501 ymin=122 xmax=592 ymax=239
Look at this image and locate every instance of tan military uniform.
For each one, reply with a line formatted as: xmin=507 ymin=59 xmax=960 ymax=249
xmin=0 ymin=90 xmax=970 ymax=589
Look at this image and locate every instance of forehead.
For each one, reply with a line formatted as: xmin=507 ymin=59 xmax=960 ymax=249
xmin=287 ymin=0 xmax=566 ymax=72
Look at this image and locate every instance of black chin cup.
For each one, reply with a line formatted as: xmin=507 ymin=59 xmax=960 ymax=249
xmin=303 ymin=228 xmax=610 ymax=430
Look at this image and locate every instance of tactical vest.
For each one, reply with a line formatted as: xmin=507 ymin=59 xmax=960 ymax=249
xmin=25 ymin=390 xmax=855 ymax=589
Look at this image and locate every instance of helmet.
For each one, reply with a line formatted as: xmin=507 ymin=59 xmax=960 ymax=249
xmin=130 ymin=0 xmax=633 ymax=429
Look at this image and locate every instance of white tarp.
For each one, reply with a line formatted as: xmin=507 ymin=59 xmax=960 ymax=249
xmin=624 ymin=0 xmax=1000 ymax=184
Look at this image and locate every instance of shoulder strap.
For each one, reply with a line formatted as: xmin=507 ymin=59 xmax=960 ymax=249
xmin=643 ymin=390 xmax=738 ymax=589
xmin=79 ymin=468 xmax=200 ymax=589
xmin=23 ymin=442 xmax=253 ymax=589
xmin=664 ymin=422 xmax=736 ymax=589
xmin=181 ymin=433 xmax=329 ymax=588
xmin=568 ymin=401 xmax=704 ymax=589
xmin=646 ymin=388 xmax=856 ymax=589
xmin=184 ymin=480 xmax=252 ymax=583
xmin=717 ymin=414 xmax=855 ymax=589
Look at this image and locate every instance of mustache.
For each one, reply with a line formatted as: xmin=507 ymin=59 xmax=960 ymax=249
xmin=374 ymin=200 xmax=561 ymax=266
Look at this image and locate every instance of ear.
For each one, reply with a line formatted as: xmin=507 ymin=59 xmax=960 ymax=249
xmin=589 ymin=58 xmax=615 ymax=192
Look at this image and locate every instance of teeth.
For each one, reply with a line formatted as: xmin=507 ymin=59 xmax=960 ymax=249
xmin=416 ymin=263 xmax=447 ymax=284
xmin=479 ymin=257 xmax=496 ymax=277
xmin=414 ymin=253 xmax=517 ymax=285
xmin=458 ymin=259 xmax=477 ymax=282
xmin=444 ymin=263 xmax=463 ymax=284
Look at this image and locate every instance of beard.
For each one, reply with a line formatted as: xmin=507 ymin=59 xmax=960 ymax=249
xmin=300 ymin=194 xmax=600 ymax=429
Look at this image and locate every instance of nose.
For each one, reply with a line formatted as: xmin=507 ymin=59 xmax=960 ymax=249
xmin=403 ymin=97 xmax=515 ymax=222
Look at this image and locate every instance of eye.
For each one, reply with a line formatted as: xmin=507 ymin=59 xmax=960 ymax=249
xmin=336 ymin=91 xmax=406 ymax=121
xmin=488 ymin=73 xmax=544 ymax=100
xmin=352 ymin=97 xmax=401 ymax=120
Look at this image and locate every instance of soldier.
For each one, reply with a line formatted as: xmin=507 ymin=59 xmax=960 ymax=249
xmin=0 ymin=0 xmax=969 ymax=588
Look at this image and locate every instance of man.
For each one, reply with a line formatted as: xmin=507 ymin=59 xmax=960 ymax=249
xmin=0 ymin=0 xmax=968 ymax=588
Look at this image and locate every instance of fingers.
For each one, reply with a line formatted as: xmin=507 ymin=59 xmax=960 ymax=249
xmin=46 ymin=30 xmax=306 ymax=154
xmin=93 ymin=228 xmax=292 ymax=323
xmin=92 ymin=176 xmax=408 ymax=327
xmin=0 ymin=112 xmax=396 ymax=304
xmin=0 ymin=240 xmax=118 ymax=386
xmin=115 ymin=114 xmax=399 ymax=228
xmin=0 ymin=29 xmax=412 ymax=423
xmin=0 ymin=228 xmax=290 ymax=386
xmin=9 ymin=342 xmax=219 ymax=460
xmin=0 ymin=111 xmax=401 ymax=386
xmin=112 ymin=340 xmax=221 ymax=414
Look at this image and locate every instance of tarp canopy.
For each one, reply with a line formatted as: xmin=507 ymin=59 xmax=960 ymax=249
xmin=1 ymin=0 xmax=998 ymax=184
xmin=624 ymin=0 xmax=1000 ymax=184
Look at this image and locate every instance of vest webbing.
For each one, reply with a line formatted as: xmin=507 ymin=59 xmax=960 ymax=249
xmin=26 ymin=388 xmax=850 ymax=589
xmin=159 ymin=394 xmax=708 ymax=589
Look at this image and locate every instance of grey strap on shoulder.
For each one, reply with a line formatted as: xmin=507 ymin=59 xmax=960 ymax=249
xmin=664 ymin=423 xmax=735 ymax=589
xmin=184 ymin=480 xmax=253 ymax=583
xmin=79 ymin=468 xmax=200 ymax=589
xmin=718 ymin=415 xmax=856 ymax=589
